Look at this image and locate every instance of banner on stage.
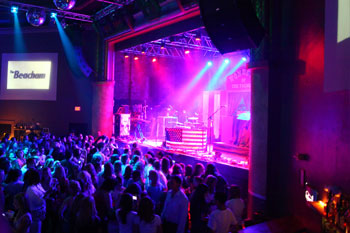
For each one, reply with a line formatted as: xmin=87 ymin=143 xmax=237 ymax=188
xmin=226 ymin=68 xmax=251 ymax=92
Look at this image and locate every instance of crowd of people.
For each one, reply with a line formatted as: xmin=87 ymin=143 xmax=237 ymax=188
xmin=0 ymin=132 xmax=246 ymax=233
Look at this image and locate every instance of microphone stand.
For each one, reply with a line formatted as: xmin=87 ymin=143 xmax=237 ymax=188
xmin=207 ymin=106 xmax=225 ymax=154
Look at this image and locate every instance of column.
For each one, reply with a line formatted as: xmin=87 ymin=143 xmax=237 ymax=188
xmin=248 ymin=61 xmax=269 ymax=217
xmin=92 ymin=81 xmax=115 ymax=137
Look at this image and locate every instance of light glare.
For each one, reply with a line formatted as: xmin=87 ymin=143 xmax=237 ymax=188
xmin=11 ymin=6 xmax=18 ymax=14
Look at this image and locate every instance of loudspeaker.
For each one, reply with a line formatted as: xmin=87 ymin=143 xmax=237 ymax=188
xmin=115 ymin=114 xmax=131 ymax=137
xmin=199 ymin=0 xmax=265 ymax=54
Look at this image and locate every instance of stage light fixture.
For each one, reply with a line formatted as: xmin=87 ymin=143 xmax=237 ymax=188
xmin=160 ymin=41 xmax=165 ymax=49
xmin=195 ymin=31 xmax=201 ymax=41
xmin=152 ymin=58 xmax=157 ymax=62
xmin=11 ymin=6 xmax=18 ymax=14
xmin=242 ymin=57 xmax=247 ymax=61
xmin=185 ymin=50 xmax=190 ymax=54
xmin=224 ymin=59 xmax=230 ymax=64
xmin=124 ymin=54 xmax=129 ymax=58
xmin=134 ymin=56 xmax=139 ymax=61
xmin=207 ymin=61 xmax=213 ymax=66
xmin=50 ymin=12 xmax=57 ymax=18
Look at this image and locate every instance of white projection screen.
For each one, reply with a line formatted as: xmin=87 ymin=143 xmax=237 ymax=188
xmin=0 ymin=53 xmax=58 ymax=100
xmin=324 ymin=0 xmax=350 ymax=92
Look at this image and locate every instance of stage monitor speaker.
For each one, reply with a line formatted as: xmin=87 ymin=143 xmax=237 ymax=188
xmin=199 ymin=0 xmax=265 ymax=54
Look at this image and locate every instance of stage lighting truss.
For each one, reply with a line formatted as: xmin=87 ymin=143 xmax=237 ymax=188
xmin=94 ymin=0 xmax=134 ymax=21
xmin=121 ymin=28 xmax=221 ymax=58
xmin=0 ymin=0 xmax=92 ymax=23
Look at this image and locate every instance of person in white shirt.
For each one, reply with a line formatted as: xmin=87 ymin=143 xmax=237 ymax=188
xmin=161 ymin=175 xmax=188 ymax=233
xmin=137 ymin=196 xmax=162 ymax=233
xmin=208 ymin=192 xmax=238 ymax=233
xmin=116 ymin=193 xmax=139 ymax=233
xmin=24 ymin=169 xmax=46 ymax=233
xmin=225 ymin=185 xmax=245 ymax=226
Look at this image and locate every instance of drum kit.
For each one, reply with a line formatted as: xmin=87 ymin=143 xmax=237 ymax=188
xmin=168 ymin=116 xmax=204 ymax=130
xmin=116 ymin=103 xmax=205 ymax=139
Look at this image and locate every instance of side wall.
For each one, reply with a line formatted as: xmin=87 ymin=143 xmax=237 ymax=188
xmin=0 ymin=30 xmax=96 ymax=136
xmin=267 ymin=0 xmax=350 ymax=231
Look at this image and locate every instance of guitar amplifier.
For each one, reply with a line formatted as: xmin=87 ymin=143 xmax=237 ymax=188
xmin=115 ymin=114 xmax=131 ymax=137
xmin=156 ymin=116 xmax=178 ymax=139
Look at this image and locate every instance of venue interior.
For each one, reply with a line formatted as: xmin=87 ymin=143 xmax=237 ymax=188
xmin=0 ymin=0 xmax=349 ymax=233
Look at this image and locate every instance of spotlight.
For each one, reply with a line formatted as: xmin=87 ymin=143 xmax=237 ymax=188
xmin=242 ymin=57 xmax=247 ymax=61
xmin=184 ymin=50 xmax=190 ymax=54
xmin=124 ymin=54 xmax=129 ymax=58
xmin=152 ymin=58 xmax=157 ymax=62
xmin=141 ymin=46 xmax=146 ymax=54
xmin=50 ymin=12 xmax=57 ymax=18
xmin=160 ymin=41 xmax=165 ymax=49
xmin=11 ymin=6 xmax=18 ymax=14
xmin=195 ymin=31 xmax=201 ymax=41
xmin=207 ymin=61 xmax=213 ymax=66
xmin=134 ymin=57 xmax=139 ymax=61
xmin=224 ymin=59 xmax=230 ymax=64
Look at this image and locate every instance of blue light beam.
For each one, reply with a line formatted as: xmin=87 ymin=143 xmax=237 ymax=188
xmin=177 ymin=62 xmax=212 ymax=103
xmin=225 ymin=57 xmax=247 ymax=77
xmin=207 ymin=60 xmax=230 ymax=90
xmin=13 ymin=10 xmax=26 ymax=53
xmin=54 ymin=17 xmax=85 ymax=77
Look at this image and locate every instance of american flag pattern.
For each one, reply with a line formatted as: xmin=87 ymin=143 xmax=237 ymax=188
xmin=165 ymin=128 xmax=207 ymax=152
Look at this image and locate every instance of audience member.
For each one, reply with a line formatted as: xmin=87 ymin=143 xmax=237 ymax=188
xmin=137 ymin=196 xmax=162 ymax=233
xmin=116 ymin=193 xmax=138 ymax=233
xmin=161 ymin=175 xmax=188 ymax=233
xmin=207 ymin=192 xmax=237 ymax=233
xmin=226 ymin=185 xmax=245 ymax=226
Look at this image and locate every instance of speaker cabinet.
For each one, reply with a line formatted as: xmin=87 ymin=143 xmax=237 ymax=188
xmin=115 ymin=114 xmax=131 ymax=137
xmin=199 ymin=0 xmax=265 ymax=54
